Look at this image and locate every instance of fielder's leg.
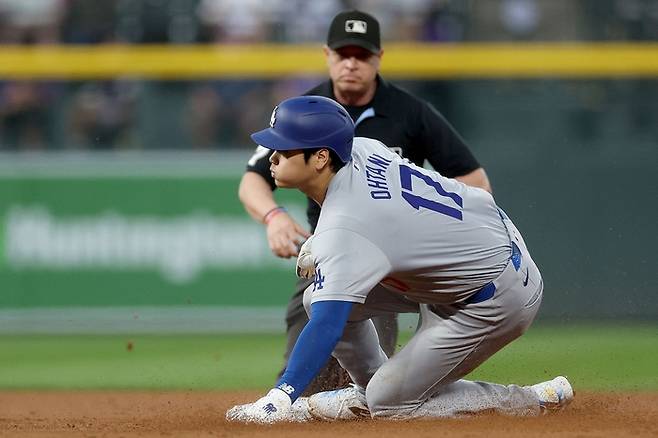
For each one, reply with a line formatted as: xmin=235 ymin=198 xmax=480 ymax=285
xmin=280 ymin=278 xmax=311 ymax=377
xmin=371 ymin=313 xmax=398 ymax=357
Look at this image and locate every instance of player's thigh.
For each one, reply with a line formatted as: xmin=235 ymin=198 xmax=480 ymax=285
xmin=304 ymin=283 xmax=418 ymax=322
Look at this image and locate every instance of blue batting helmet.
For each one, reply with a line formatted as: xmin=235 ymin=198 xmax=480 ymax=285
xmin=250 ymin=96 xmax=354 ymax=163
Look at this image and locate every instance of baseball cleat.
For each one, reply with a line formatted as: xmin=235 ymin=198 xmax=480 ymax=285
xmin=307 ymin=384 xmax=370 ymax=421
xmin=288 ymin=397 xmax=314 ymax=422
xmin=530 ymin=376 xmax=574 ymax=412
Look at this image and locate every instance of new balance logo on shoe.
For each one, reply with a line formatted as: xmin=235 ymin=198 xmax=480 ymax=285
xmin=348 ymin=406 xmax=370 ymax=418
xmin=308 ymin=385 xmax=369 ymax=421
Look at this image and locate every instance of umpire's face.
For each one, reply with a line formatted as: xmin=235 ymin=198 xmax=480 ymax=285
xmin=324 ymin=45 xmax=382 ymax=97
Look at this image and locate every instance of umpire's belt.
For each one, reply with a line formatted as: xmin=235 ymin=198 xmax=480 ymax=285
xmin=464 ymin=240 xmax=522 ymax=304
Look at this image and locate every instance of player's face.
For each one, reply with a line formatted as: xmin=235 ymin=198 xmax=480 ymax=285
xmin=325 ymin=45 xmax=381 ymax=96
xmin=269 ymin=149 xmax=311 ymax=188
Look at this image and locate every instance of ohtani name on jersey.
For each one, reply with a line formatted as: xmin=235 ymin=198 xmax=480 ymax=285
xmin=365 ymin=153 xmax=393 ymax=200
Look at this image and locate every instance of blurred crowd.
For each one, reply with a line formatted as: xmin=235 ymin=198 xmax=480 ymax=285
xmin=1 ymin=0 xmax=657 ymax=45
xmin=0 ymin=0 xmax=656 ymax=150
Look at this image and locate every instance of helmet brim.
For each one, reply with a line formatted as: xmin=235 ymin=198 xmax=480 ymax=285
xmin=250 ymin=128 xmax=305 ymax=153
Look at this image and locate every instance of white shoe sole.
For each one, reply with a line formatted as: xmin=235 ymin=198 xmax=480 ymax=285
xmin=307 ymin=392 xmax=370 ymax=421
xmin=539 ymin=376 xmax=575 ymax=412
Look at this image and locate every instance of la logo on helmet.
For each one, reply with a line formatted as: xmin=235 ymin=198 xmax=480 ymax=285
xmin=270 ymin=106 xmax=278 ymax=128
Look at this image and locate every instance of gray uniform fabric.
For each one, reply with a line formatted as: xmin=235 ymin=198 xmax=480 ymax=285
xmin=302 ymin=137 xmax=544 ymax=417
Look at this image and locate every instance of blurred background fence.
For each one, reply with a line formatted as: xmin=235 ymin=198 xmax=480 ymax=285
xmin=1 ymin=0 xmax=656 ymax=333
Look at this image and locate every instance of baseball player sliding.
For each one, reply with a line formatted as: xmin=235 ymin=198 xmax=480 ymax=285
xmin=227 ymin=96 xmax=573 ymax=423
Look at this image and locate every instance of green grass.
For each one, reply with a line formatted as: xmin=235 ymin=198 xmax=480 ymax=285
xmin=0 ymin=334 xmax=285 ymax=390
xmin=0 ymin=324 xmax=656 ymax=391
xmin=463 ymin=323 xmax=658 ymax=391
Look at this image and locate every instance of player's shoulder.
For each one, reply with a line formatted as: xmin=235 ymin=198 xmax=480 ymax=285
xmin=303 ymin=80 xmax=332 ymax=97
xmin=379 ymin=77 xmax=451 ymax=129
xmin=352 ymin=137 xmax=399 ymax=161
xmin=379 ymin=77 xmax=427 ymax=111
xmin=353 ymin=136 xmax=389 ymax=149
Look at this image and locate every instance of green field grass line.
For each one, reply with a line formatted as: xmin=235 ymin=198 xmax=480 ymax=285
xmin=0 ymin=324 xmax=656 ymax=391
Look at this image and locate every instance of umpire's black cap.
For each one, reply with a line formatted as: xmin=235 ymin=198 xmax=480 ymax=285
xmin=327 ymin=10 xmax=381 ymax=54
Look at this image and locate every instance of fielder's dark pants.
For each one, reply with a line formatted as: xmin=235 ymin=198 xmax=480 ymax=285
xmin=279 ymin=277 xmax=399 ymax=396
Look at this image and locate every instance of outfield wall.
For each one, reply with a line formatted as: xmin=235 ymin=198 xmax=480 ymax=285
xmin=1 ymin=148 xmax=656 ymax=333
xmin=0 ymin=152 xmax=303 ymax=333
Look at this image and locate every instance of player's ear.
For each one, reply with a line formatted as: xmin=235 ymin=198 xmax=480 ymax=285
xmin=372 ymin=49 xmax=383 ymax=69
xmin=323 ymin=45 xmax=331 ymax=61
xmin=313 ymin=148 xmax=331 ymax=171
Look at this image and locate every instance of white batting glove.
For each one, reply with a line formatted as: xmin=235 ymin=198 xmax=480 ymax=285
xmin=226 ymin=388 xmax=292 ymax=424
xmin=295 ymin=235 xmax=315 ymax=279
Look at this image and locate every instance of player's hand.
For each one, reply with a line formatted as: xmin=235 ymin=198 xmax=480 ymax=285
xmin=296 ymin=235 xmax=315 ymax=279
xmin=226 ymin=388 xmax=292 ymax=424
xmin=266 ymin=212 xmax=311 ymax=258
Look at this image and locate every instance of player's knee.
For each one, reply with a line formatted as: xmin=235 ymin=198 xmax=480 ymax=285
xmin=366 ymin=366 xmax=422 ymax=420
xmin=365 ymin=376 xmax=414 ymax=418
xmin=366 ymin=389 xmax=417 ymax=419
xmin=365 ymin=390 xmax=389 ymax=418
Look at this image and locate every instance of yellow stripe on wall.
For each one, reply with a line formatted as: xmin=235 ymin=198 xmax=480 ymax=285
xmin=0 ymin=43 xmax=657 ymax=79
xmin=384 ymin=43 xmax=658 ymax=78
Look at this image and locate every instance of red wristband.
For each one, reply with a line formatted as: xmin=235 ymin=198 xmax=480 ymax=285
xmin=263 ymin=206 xmax=287 ymax=225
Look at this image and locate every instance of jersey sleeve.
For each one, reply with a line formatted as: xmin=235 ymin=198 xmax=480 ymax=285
xmin=245 ymin=145 xmax=276 ymax=190
xmin=417 ymin=102 xmax=481 ymax=178
xmin=276 ymin=300 xmax=353 ymax=402
xmin=309 ymin=228 xmax=391 ymax=304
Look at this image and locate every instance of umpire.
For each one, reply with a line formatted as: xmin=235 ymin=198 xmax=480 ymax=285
xmin=238 ymin=10 xmax=491 ymax=394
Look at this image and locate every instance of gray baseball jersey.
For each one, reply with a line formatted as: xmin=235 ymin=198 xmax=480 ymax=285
xmin=302 ymin=137 xmax=546 ymax=418
xmin=310 ymin=136 xmax=510 ymax=306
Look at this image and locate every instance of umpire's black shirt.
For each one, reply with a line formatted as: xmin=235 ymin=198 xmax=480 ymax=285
xmin=246 ymin=75 xmax=481 ymax=232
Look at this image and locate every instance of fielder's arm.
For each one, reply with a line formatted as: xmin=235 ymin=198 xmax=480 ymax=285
xmin=418 ymin=101 xmax=492 ymax=193
xmin=238 ymin=171 xmax=279 ymax=222
xmin=238 ymin=171 xmax=310 ymax=258
xmin=455 ymin=167 xmax=492 ymax=193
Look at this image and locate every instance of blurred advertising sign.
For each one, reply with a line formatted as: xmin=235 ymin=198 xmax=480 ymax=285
xmin=4 ymin=206 xmax=278 ymax=284
xmin=0 ymin=168 xmax=305 ymax=309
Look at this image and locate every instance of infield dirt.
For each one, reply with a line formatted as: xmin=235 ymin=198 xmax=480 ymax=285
xmin=1 ymin=390 xmax=656 ymax=437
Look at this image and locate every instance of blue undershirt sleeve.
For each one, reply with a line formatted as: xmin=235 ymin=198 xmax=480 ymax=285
xmin=274 ymin=300 xmax=353 ymax=402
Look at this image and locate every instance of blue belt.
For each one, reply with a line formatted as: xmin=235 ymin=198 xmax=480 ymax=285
xmin=465 ymin=240 xmax=522 ymax=304
xmin=465 ymin=282 xmax=496 ymax=304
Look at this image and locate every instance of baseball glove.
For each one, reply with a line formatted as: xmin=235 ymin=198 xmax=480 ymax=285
xmin=296 ymin=235 xmax=315 ymax=279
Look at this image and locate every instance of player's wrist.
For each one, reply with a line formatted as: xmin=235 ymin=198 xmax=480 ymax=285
xmin=263 ymin=206 xmax=287 ymax=225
